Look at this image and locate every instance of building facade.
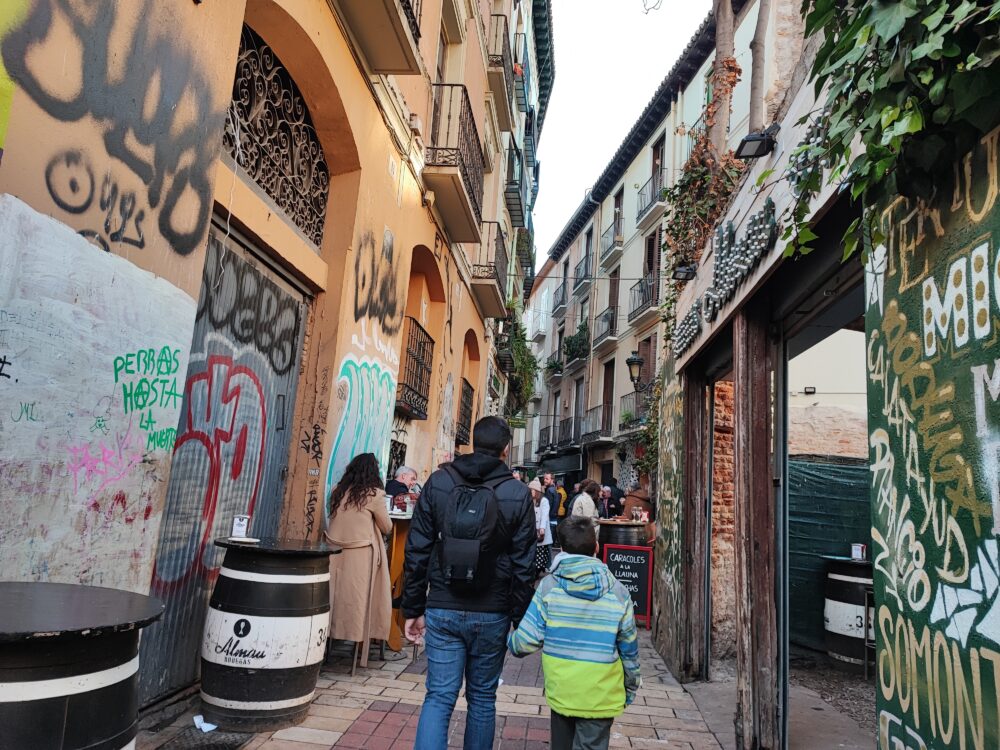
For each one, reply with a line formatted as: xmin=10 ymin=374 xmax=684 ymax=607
xmin=0 ymin=0 xmax=553 ymax=706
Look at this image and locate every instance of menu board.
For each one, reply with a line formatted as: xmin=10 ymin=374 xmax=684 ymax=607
xmin=603 ymin=544 xmax=653 ymax=629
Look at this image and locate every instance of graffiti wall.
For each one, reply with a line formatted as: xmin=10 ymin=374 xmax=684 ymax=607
xmin=0 ymin=194 xmax=195 ymax=591
xmin=867 ymin=123 xmax=1000 ymax=749
xmin=0 ymin=0 xmax=244 ymax=294
xmin=653 ymin=357 xmax=685 ymax=670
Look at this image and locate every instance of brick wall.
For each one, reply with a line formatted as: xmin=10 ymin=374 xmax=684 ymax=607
xmin=787 ymin=405 xmax=868 ymax=458
xmin=711 ymin=382 xmax=737 ymax=660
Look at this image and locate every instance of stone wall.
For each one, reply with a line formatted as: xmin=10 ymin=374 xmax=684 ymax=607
xmin=711 ymin=382 xmax=737 ymax=660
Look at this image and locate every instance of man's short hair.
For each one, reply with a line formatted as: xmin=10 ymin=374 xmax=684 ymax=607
xmin=558 ymin=516 xmax=597 ymax=556
xmin=395 ymin=465 xmax=416 ymax=479
xmin=473 ymin=416 xmax=512 ymax=457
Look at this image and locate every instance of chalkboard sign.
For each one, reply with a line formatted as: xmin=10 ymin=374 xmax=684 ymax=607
xmin=603 ymin=544 xmax=653 ymax=629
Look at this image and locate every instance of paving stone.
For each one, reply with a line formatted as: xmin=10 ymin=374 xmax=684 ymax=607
xmin=270 ymin=724 xmax=343 ymax=744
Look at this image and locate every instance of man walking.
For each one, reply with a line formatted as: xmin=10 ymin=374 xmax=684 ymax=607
xmin=402 ymin=416 xmax=536 ymax=750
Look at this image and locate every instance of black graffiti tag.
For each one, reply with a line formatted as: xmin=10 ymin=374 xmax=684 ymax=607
xmin=299 ymin=423 xmax=325 ymax=466
xmin=198 ymin=237 xmax=301 ymax=376
xmin=3 ymin=0 xmax=221 ymax=256
xmin=353 ymin=229 xmax=403 ymax=336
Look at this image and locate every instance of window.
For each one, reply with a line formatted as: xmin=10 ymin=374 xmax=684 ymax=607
xmin=638 ymin=334 xmax=657 ymax=384
xmin=584 ymin=227 xmax=593 ymax=259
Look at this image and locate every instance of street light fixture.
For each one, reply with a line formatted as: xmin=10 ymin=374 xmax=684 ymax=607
xmin=735 ymin=123 xmax=780 ymax=160
xmin=626 ymin=350 xmax=654 ymax=393
xmin=672 ymin=261 xmax=698 ymax=282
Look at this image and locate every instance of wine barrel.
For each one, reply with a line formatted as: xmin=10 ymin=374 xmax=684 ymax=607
xmin=200 ymin=539 xmax=337 ymax=732
xmin=0 ymin=582 xmax=162 ymax=750
xmin=598 ymin=521 xmax=649 ymax=548
xmin=823 ymin=558 xmax=874 ymax=671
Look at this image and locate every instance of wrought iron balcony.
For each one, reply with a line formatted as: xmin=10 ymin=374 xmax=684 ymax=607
xmin=396 ymin=317 xmax=434 ymax=420
xmin=552 ymin=281 xmax=567 ymax=317
xmin=628 ymin=273 xmax=660 ymax=323
xmin=600 ymin=217 xmax=624 ymax=263
xmin=592 ymin=306 xmax=618 ymax=349
xmin=456 ymin=377 xmax=474 ymax=446
xmin=505 ymin=143 xmax=528 ymax=227
xmin=514 ymin=33 xmax=531 ymax=112
xmin=524 ymin=440 xmax=533 ymax=460
xmin=472 ymin=221 xmax=510 ymax=318
xmin=545 ymin=350 xmax=563 ymax=382
xmin=558 ymin=416 xmax=580 ymax=446
xmin=573 ymin=254 xmax=591 ymax=295
xmin=488 ymin=15 xmax=514 ymax=131
xmin=538 ymin=426 xmax=551 ymax=451
xmin=425 ymin=84 xmax=484 ymax=242
xmin=525 ymin=106 xmax=538 ymax=169
xmin=636 ymin=168 xmax=668 ymax=227
xmin=618 ymin=391 xmax=650 ymax=432
xmin=581 ymin=404 xmax=615 ymax=445
xmin=401 ymin=0 xmax=422 ymax=41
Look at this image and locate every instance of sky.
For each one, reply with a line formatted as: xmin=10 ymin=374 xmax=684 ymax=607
xmin=532 ymin=0 xmax=713 ymax=265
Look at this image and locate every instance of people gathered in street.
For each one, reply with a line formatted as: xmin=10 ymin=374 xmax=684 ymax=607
xmin=402 ymin=416 xmax=536 ymax=750
xmin=509 ymin=516 xmax=641 ymax=750
xmin=570 ymin=479 xmax=601 ymax=524
xmin=324 ymin=452 xmax=393 ymax=668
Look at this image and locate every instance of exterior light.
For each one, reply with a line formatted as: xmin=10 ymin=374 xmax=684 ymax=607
xmin=626 ymin=350 xmax=644 ymax=389
xmin=735 ymin=123 xmax=780 ymax=160
xmin=672 ymin=261 xmax=698 ymax=282
xmin=804 ymin=386 xmax=817 ymax=395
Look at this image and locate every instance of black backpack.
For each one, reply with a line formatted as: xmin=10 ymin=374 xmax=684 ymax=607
xmin=438 ymin=467 xmax=510 ymax=594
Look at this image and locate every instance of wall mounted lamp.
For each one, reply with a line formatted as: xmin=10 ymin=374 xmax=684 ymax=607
xmin=735 ymin=123 xmax=780 ymax=160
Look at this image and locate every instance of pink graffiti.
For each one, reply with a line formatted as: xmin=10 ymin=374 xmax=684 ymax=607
xmin=151 ymin=354 xmax=266 ymax=593
xmin=66 ymin=425 xmax=144 ymax=501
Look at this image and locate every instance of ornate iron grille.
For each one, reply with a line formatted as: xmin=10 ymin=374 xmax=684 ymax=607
xmin=224 ymin=25 xmax=330 ymax=247
xmin=593 ymin=306 xmax=618 ymax=346
xmin=475 ymin=222 xmax=510 ymax=289
xmin=401 ymin=0 xmax=422 ymax=42
xmin=396 ymin=317 xmax=434 ymax=420
xmin=488 ymin=15 xmax=514 ymax=112
xmin=456 ymin=378 xmax=474 ymax=446
xmin=427 ymin=84 xmax=484 ymax=224
xmin=388 ymin=439 xmax=407 ymax=480
xmin=538 ymin=426 xmax=551 ymax=450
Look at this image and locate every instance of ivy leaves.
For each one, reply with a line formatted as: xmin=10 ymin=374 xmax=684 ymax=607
xmin=794 ymin=0 xmax=1000 ymax=259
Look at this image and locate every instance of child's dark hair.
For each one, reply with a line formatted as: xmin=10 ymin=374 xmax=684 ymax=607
xmin=557 ymin=516 xmax=597 ymax=556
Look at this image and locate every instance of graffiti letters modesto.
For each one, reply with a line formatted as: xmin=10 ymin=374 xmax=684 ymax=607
xmin=866 ymin=123 xmax=1000 ymax=750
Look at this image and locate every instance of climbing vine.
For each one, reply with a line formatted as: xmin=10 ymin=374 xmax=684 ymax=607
xmin=782 ymin=0 xmax=1000 ymax=258
xmin=660 ymin=58 xmax=745 ymax=345
xmin=504 ymin=302 xmax=538 ymax=417
xmin=634 ymin=379 xmax=662 ymax=478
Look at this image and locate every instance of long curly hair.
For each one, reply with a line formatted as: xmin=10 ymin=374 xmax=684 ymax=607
xmin=328 ymin=453 xmax=384 ymax=517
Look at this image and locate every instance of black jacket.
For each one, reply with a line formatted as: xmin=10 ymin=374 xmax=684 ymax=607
xmin=402 ymin=452 xmax=536 ymax=622
xmin=545 ymin=485 xmax=560 ymax=524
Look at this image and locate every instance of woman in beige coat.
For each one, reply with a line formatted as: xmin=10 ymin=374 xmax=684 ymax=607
xmin=325 ymin=453 xmax=392 ymax=667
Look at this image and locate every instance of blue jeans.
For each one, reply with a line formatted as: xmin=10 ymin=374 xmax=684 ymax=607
xmin=414 ymin=608 xmax=510 ymax=750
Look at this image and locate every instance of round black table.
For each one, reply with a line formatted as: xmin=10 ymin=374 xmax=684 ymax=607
xmin=0 ymin=581 xmax=164 ymax=749
xmin=200 ymin=538 xmax=339 ymax=731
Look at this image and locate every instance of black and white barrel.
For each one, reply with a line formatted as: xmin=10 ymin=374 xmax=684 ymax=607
xmin=0 ymin=582 xmax=163 ymax=749
xmin=200 ymin=538 xmax=337 ymax=732
xmin=823 ymin=558 xmax=874 ymax=670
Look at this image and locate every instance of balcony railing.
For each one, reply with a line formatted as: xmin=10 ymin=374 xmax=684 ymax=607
xmin=525 ymin=106 xmax=538 ymax=168
xmin=545 ymin=350 xmax=563 ymax=380
xmin=600 ymin=217 xmax=623 ymax=260
xmin=552 ymin=281 xmax=567 ymax=314
xmin=514 ymin=32 xmax=531 ymax=112
xmin=511 ymin=442 xmax=521 ymax=465
xmin=456 ymin=377 xmax=474 ymax=446
xmin=628 ymin=273 xmax=660 ymax=322
xmin=581 ymin=404 xmax=614 ymax=444
xmin=593 ymin=306 xmax=618 ymax=347
xmin=573 ymin=254 xmax=591 ymax=292
xmin=401 ymin=0 xmax=422 ymax=41
xmin=396 ymin=317 xmax=434 ymax=420
xmin=475 ymin=221 xmax=510 ymax=291
xmin=619 ymin=391 xmax=650 ymax=431
xmin=428 ymin=84 xmax=484 ymax=224
xmin=538 ymin=426 xmax=551 ymax=450
xmin=505 ymin=143 xmax=528 ymax=227
xmin=558 ymin=416 xmax=580 ymax=446
xmin=637 ymin=168 xmax=668 ymax=223
xmin=488 ymin=15 xmax=514 ymax=115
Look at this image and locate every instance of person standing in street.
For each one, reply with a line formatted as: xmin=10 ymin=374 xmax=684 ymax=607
xmin=570 ymin=480 xmax=600 ymax=524
xmin=529 ymin=477 xmax=552 ymax=579
xmin=402 ymin=416 xmax=536 ymax=750
xmin=508 ymin=516 xmax=641 ymax=750
xmin=543 ymin=472 xmax=560 ymax=548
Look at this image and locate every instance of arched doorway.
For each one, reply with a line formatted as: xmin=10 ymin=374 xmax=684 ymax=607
xmin=456 ymin=329 xmax=482 ymax=450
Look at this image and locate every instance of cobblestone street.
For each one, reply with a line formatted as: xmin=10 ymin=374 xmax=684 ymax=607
xmin=140 ymin=631 xmax=722 ymax=750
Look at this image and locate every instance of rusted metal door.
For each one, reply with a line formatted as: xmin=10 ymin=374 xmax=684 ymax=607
xmin=138 ymin=224 xmax=308 ymax=705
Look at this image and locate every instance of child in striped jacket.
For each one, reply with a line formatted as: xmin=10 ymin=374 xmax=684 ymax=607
xmin=508 ymin=516 xmax=641 ymax=750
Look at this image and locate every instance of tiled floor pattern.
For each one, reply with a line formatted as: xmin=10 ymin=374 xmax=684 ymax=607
xmin=139 ymin=631 xmax=722 ymax=750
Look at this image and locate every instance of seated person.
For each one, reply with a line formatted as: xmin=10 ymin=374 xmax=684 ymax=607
xmin=385 ymin=465 xmax=418 ymax=506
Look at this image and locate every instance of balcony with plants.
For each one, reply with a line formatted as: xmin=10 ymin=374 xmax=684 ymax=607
xmin=471 ymin=221 xmax=510 ymax=318
xmin=424 ymin=84 xmax=484 ymax=242
xmin=513 ymin=32 xmax=531 ymax=113
xmin=562 ymin=320 xmax=589 ymax=374
xmin=545 ymin=350 xmax=563 ymax=384
xmin=617 ymin=390 xmax=650 ymax=434
xmin=396 ymin=317 xmax=434 ymax=420
xmin=487 ymin=14 xmax=514 ymax=131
